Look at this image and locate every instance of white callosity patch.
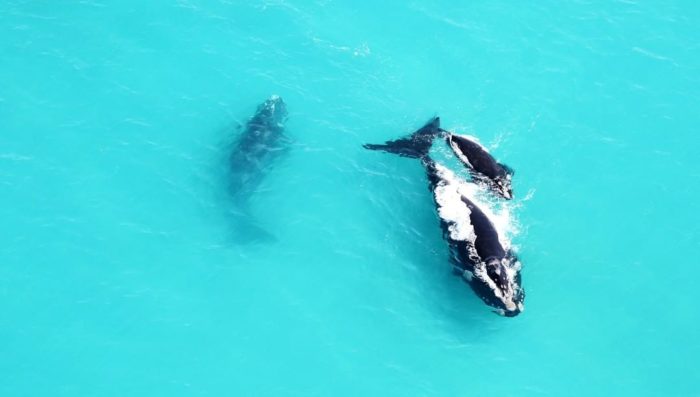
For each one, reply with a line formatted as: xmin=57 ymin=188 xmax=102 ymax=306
xmin=473 ymin=265 xmax=507 ymax=301
xmin=474 ymin=260 xmax=520 ymax=312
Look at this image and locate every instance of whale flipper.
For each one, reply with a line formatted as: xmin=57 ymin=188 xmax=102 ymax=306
xmin=363 ymin=117 xmax=442 ymax=159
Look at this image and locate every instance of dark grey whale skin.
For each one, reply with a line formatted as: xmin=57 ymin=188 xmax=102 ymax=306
xmin=363 ymin=118 xmax=523 ymax=316
xmin=226 ymin=96 xmax=289 ymax=243
xmin=229 ymin=95 xmax=289 ymax=203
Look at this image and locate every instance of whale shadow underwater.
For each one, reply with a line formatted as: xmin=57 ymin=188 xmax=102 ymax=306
xmin=364 ymin=118 xmax=524 ymax=317
xmin=225 ymin=95 xmax=290 ymax=244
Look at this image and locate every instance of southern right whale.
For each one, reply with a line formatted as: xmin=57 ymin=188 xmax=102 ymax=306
xmin=227 ymin=95 xmax=289 ymax=242
xmin=364 ymin=118 xmax=524 ymax=316
xmin=443 ymin=132 xmax=514 ymax=200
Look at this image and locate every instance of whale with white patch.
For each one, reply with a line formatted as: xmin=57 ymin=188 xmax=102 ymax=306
xmin=364 ymin=117 xmax=524 ymax=316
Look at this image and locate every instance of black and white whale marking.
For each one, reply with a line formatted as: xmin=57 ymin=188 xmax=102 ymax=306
xmin=443 ymin=132 xmax=514 ymax=200
xmin=427 ymin=161 xmax=523 ymax=316
xmin=227 ymin=95 xmax=289 ymax=242
xmin=364 ymin=118 xmax=524 ymax=316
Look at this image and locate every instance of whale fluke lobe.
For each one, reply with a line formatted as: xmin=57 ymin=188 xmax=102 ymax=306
xmin=363 ymin=117 xmax=442 ymax=159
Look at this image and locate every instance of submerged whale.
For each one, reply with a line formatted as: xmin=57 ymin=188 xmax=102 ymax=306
xmin=227 ymin=95 xmax=289 ymax=242
xmin=442 ymin=132 xmax=514 ymax=200
xmin=364 ymin=118 xmax=524 ymax=316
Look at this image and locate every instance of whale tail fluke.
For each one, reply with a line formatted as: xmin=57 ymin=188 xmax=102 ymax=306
xmin=363 ymin=117 xmax=442 ymax=159
xmin=226 ymin=207 xmax=277 ymax=245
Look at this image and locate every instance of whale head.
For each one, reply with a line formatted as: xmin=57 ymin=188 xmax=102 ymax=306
xmin=253 ymin=95 xmax=288 ymax=129
xmin=494 ymin=174 xmax=513 ymax=200
xmin=465 ymin=257 xmax=524 ymax=317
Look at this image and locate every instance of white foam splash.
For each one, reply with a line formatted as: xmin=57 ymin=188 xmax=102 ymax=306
xmin=433 ymin=166 xmax=475 ymax=242
xmin=432 ymin=163 xmax=517 ymax=249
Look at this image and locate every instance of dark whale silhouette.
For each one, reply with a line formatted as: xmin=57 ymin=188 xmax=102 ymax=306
xmin=443 ymin=132 xmax=514 ymax=200
xmin=426 ymin=161 xmax=524 ymax=316
xmin=227 ymin=95 xmax=289 ymax=242
xmin=364 ymin=118 xmax=524 ymax=316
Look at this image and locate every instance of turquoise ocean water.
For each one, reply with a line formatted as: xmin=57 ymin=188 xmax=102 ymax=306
xmin=1 ymin=1 xmax=699 ymax=395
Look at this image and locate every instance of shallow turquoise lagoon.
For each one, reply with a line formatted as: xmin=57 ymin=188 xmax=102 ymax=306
xmin=1 ymin=1 xmax=698 ymax=396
